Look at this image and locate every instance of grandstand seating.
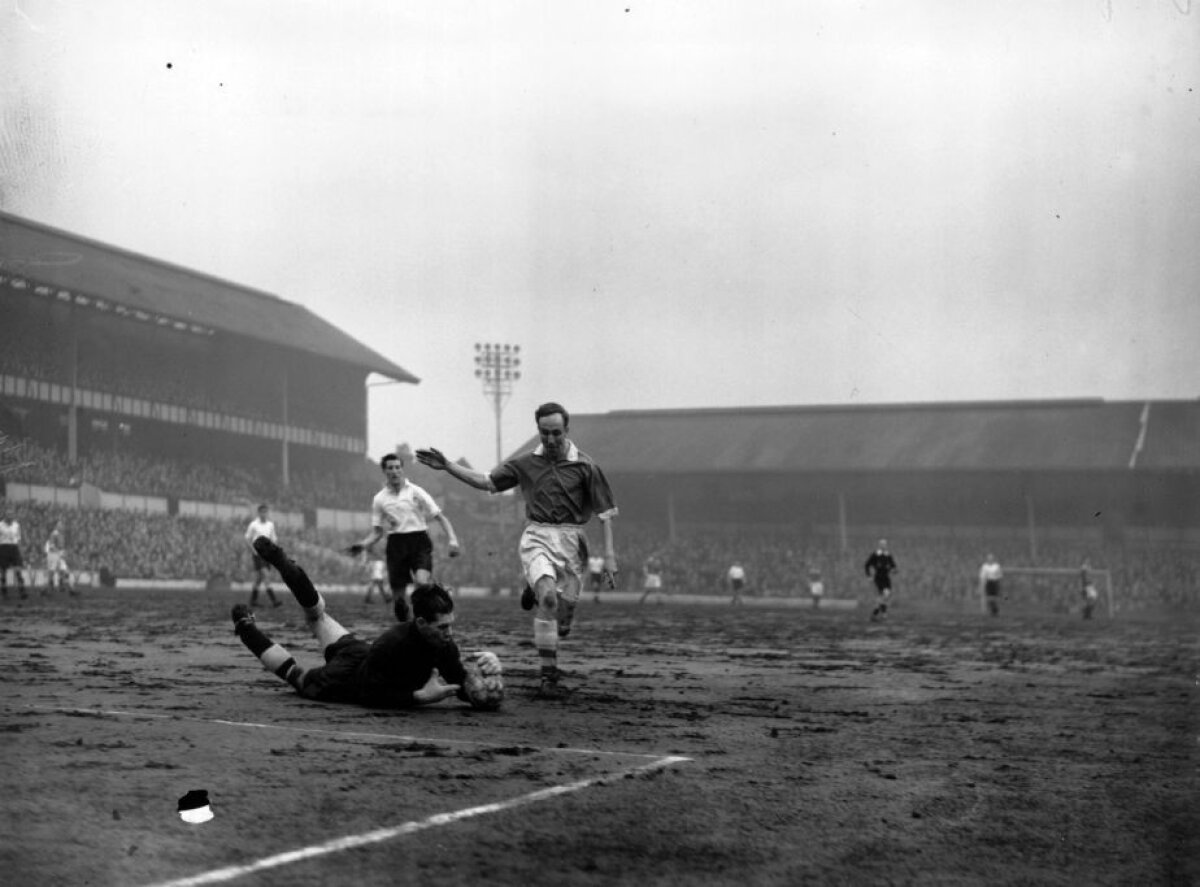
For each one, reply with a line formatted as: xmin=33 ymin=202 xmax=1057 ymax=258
xmin=2 ymin=434 xmax=1196 ymax=609
xmin=3 ymin=492 xmax=1194 ymax=612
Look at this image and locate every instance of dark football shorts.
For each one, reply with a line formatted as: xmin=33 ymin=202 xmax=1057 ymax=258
xmin=385 ymin=531 xmax=434 ymax=589
xmin=0 ymin=544 xmax=24 ymax=570
xmin=299 ymin=635 xmax=371 ymax=703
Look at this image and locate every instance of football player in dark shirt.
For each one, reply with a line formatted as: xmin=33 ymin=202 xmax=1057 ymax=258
xmin=864 ymin=538 xmax=898 ymax=622
xmin=232 ymin=537 xmax=499 ymax=708
xmin=417 ymin=401 xmax=618 ymax=699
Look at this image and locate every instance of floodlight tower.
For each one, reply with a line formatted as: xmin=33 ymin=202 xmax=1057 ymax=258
xmin=474 ymin=343 xmax=522 ymax=468
xmin=475 ymin=343 xmax=521 ymax=539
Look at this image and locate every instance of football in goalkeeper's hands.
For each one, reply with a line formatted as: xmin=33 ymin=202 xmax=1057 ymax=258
xmin=463 ymin=659 xmax=504 ymax=710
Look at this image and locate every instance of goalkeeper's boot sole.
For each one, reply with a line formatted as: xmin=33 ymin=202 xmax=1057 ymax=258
xmin=231 ymin=604 xmax=256 ymax=635
xmin=252 ymin=536 xmax=287 ymax=569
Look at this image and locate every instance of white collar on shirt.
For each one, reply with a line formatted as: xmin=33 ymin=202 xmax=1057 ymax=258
xmin=533 ymin=440 xmax=579 ymax=462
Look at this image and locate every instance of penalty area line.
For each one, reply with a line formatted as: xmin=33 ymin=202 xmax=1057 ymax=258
xmin=24 ymin=703 xmax=664 ymax=760
xmin=145 ymin=754 xmax=691 ymax=887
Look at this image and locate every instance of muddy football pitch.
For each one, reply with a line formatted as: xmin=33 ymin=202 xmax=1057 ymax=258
xmin=1 ymin=586 xmax=1196 ymax=886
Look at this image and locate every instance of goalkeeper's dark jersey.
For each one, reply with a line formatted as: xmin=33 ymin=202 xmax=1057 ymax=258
xmin=864 ymin=551 xmax=897 ymax=588
xmin=299 ymin=622 xmax=467 ymax=708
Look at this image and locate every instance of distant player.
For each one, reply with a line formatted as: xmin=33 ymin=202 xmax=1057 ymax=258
xmin=639 ymin=553 xmax=666 ymax=605
xmin=587 ymin=553 xmax=606 ymax=603
xmin=363 ymin=557 xmax=391 ymax=605
xmin=807 ymin=564 xmax=825 ymax=610
xmin=43 ymin=520 xmax=75 ymax=595
xmin=244 ymin=504 xmax=282 ymax=608
xmin=1080 ymin=559 xmax=1099 ymax=620
xmin=347 ymin=453 xmax=460 ymax=623
xmin=232 ymin=538 xmax=500 ymax=709
xmin=864 ymin=538 xmax=897 ymax=622
xmin=979 ymin=553 xmax=1003 ymax=616
xmin=0 ymin=510 xmax=28 ymax=599
xmin=727 ymin=561 xmax=746 ymax=606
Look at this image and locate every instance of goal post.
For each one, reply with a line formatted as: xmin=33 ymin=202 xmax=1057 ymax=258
xmin=984 ymin=567 xmax=1113 ymax=618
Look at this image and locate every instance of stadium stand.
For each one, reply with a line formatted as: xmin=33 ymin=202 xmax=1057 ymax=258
xmin=2 ymin=211 xmax=1196 ymax=610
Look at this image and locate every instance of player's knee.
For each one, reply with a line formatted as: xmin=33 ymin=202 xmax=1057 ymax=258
xmin=536 ymin=585 xmax=558 ymax=617
xmin=303 ymin=595 xmax=327 ymax=623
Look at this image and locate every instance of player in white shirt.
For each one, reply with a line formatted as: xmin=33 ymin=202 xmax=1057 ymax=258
xmin=244 ymin=504 xmax=282 ymax=608
xmin=0 ymin=511 xmax=28 ymax=599
xmin=347 ymin=453 xmax=460 ymax=622
xmin=639 ymin=554 xmax=667 ymax=605
xmin=979 ymin=553 xmax=1004 ymax=616
xmin=364 ymin=557 xmax=391 ymax=605
xmin=43 ymin=520 xmax=75 ymax=595
xmin=1080 ymin=559 xmax=1100 ymax=620
xmin=807 ymin=564 xmax=825 ymax=610
xmin=727 ymin=561 xmax=747 ymax=606
xmin=587 ymin=554 xmax=606 ymax=603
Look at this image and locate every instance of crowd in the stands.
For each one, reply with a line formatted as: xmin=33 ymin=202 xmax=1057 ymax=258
xmin=1 ymin=435 xmax=1195 ymax=611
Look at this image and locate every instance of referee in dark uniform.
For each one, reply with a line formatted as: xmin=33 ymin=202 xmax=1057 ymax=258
xmin=864 ymin=538 xmax=897 ymax=622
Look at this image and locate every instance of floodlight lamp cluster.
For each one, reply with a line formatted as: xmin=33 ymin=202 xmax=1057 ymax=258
xmin=474 ymin=342 xmax=521 ymax=382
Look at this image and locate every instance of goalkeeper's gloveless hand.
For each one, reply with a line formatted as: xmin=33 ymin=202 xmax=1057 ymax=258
xmin=414 ymin=669 xmax=460 ymax=705
xmin=415 ymin=448 xmax=448 ymax=470
xmin=471 ymin=651 xmax=502 ymax=675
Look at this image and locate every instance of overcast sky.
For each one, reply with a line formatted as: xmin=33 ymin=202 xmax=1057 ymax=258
xmin=3 ymin=1 xmax=1197 ymax=470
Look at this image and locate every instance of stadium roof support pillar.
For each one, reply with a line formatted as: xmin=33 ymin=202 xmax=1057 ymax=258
xmin=67 ymin=309 xmax=79 ymax=463
xmin=280 ymin=365 xmax=290 ymax=488
xmin=1026 ymin=490 xmax=1038 ymax=560
xmin=838 ymin=491 xmax=848 ymax=554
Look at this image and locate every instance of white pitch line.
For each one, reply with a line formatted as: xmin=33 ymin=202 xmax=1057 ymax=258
xmin=145 ymin=754 xmax=691 ymax=887
xmin=25 ymin=703 xmax=664 ymax=759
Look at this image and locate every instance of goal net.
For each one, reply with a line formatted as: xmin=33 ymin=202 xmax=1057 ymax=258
xmin=983 ymin=567 xmax=1113 ymax=618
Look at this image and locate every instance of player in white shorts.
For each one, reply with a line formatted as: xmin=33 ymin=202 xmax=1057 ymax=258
xmin=639 ymin=553 xmax=666 ymax=605
xmin=44 ymin=520 xmax=75 ymax=595
xmin=979 ymin=553 xmax=1004 ymax=616
xmin=364 ymin=557 xmax=391 ymax=605
xmin=587 ymin=554 xmax=606 ymax=603
xmin=418 ymin=401 xmax=619 ymax=699
xmin=728 ymin=562 xmax=747 ymax=606
xmin=1080 ymin=559 xmax=1099 ymax=619
xmin=807 ymin=564 xmax=825 ymax=610
xmin=244 ymin=504 xmax=282 ymax=608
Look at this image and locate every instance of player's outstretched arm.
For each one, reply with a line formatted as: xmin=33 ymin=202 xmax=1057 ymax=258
xmin=432 ymin=513 xmax=461 ymax=557
xmin=601 ymin=516 xmax=619 ymax=588
xmin=415 ymin=448 xmax=495 ymax=492
xmin=346 ymin=526 xmax=384 ymax=557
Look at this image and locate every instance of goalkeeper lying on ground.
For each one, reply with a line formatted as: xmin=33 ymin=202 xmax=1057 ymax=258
xmin=232 ymin=537 xmax=503 ymax=709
